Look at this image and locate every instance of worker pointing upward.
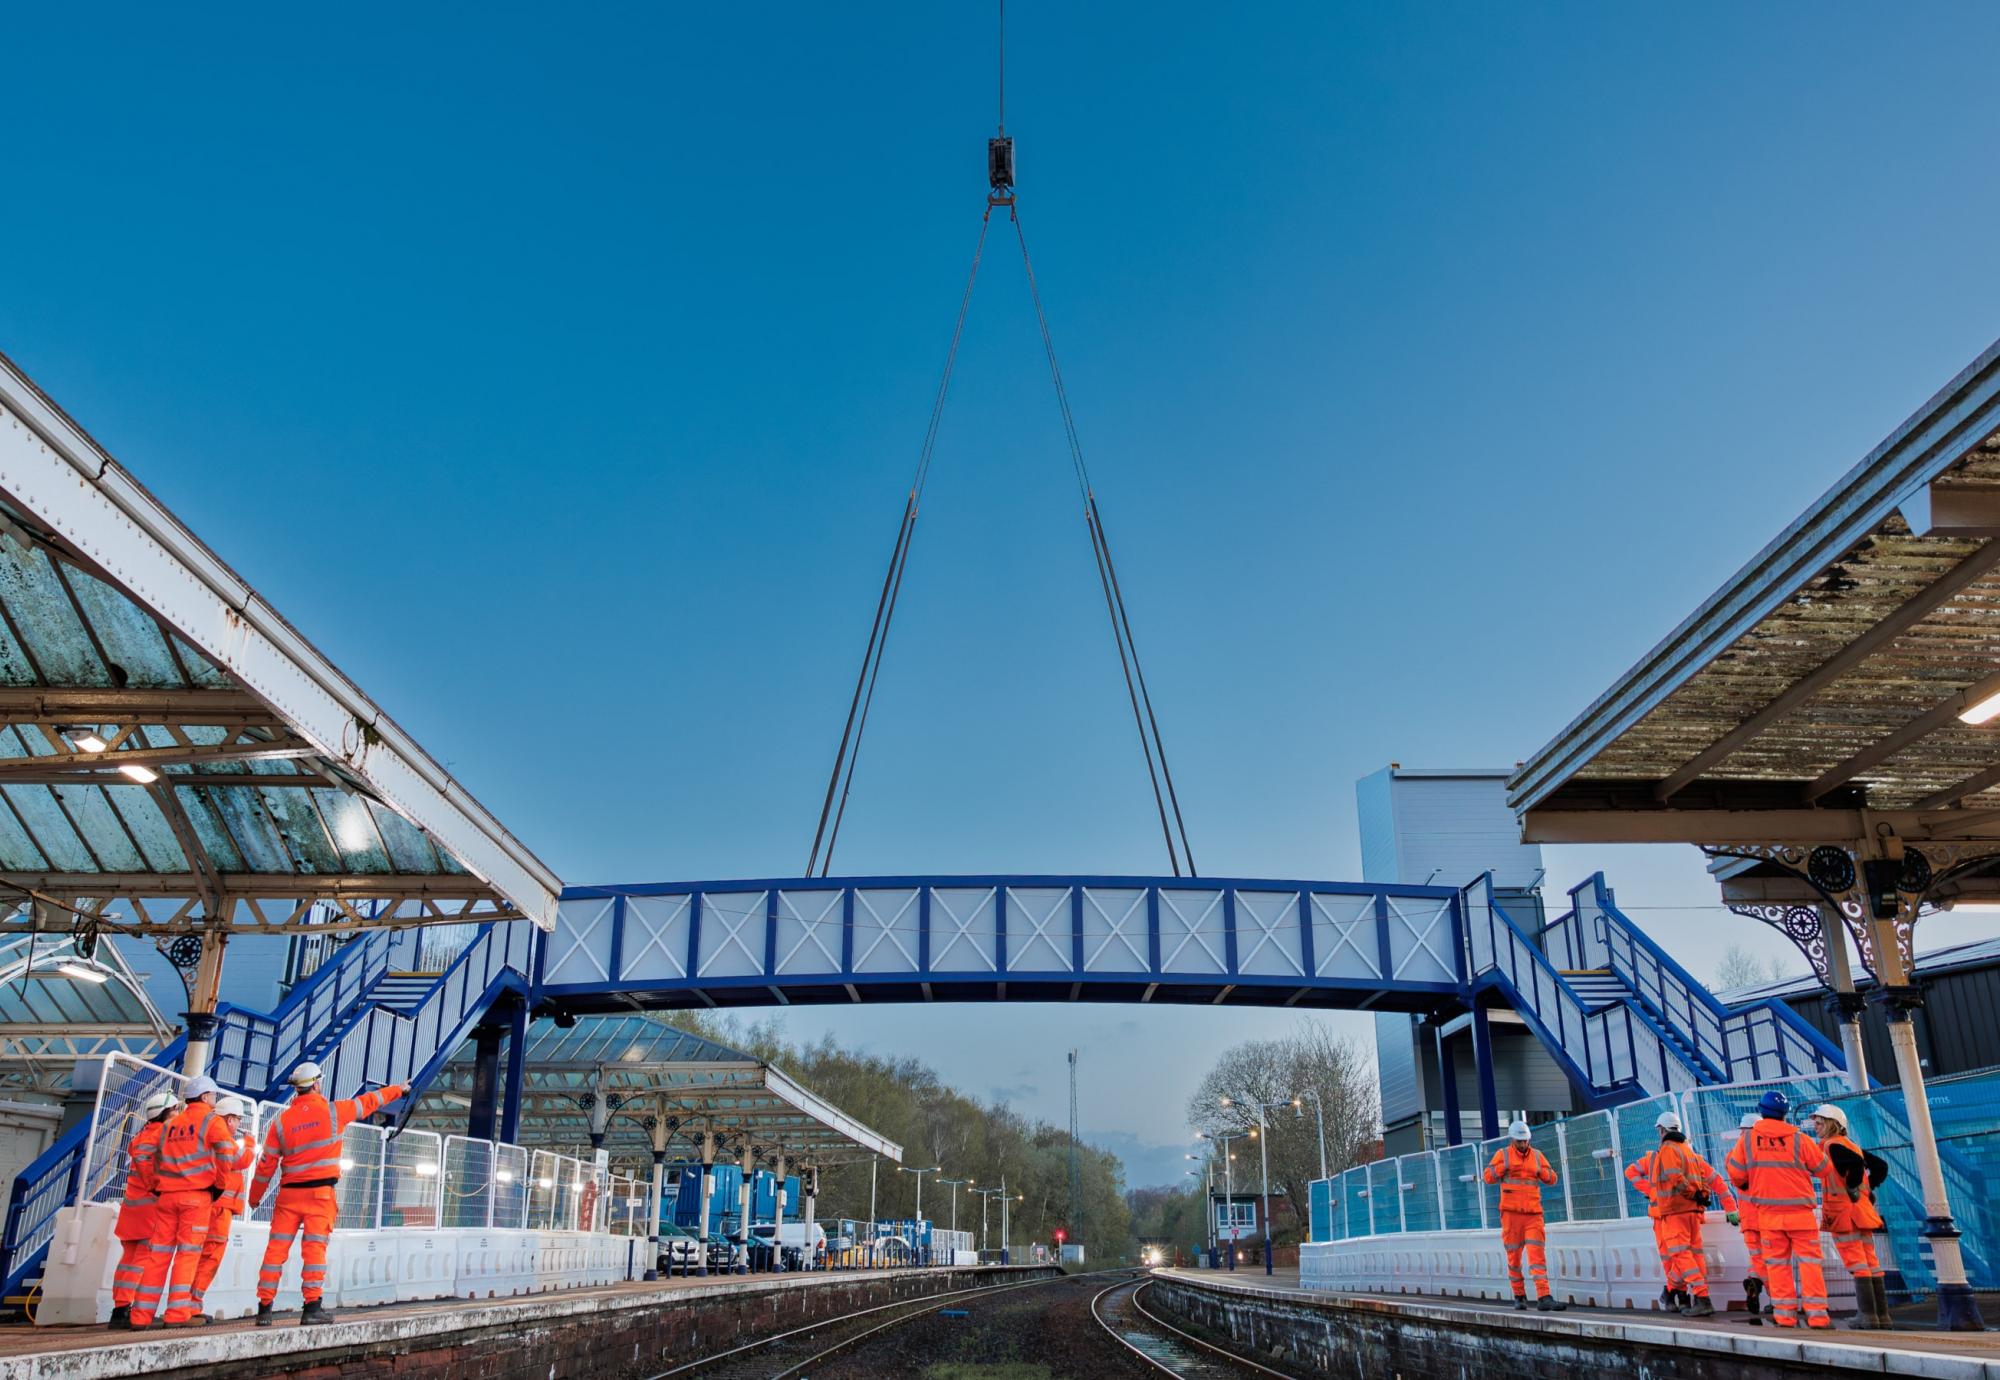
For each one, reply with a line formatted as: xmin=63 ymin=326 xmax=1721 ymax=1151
xmin=250 ymin=1062 xmax=406 ymax=1327
xmin=1483 ymin=1119 xmax=1566 ymax=1312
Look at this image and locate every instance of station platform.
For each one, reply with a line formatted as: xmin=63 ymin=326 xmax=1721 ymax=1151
xmin=0 ymin=1264 xmax=1044 ymax=1380
xmin=1150 ymin=1266 xmax=2000 ymax=1379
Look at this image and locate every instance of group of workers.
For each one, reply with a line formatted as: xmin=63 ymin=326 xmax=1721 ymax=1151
xmin=107 ymin=1061 xmax=406 ymax=1330
xmin=1484 ymin=1088 xmax=1889 ymax=1328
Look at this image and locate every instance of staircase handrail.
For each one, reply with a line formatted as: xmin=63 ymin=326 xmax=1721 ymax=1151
xmin=1579 ymin=875 xmax=1845 ymax=1080
xmin=1462 ymin=874 xmax=1700 ymax=1102
xmin=207 ymin=929 xmax=393 ymax=1092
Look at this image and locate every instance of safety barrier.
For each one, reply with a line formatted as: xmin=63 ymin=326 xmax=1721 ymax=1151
xmin=1310 ymin=1066 xmax=2000 ymax=1300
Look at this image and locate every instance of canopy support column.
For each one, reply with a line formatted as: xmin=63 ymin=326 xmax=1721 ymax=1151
xmin=467 ymin=1022 xmax=504 ymax=1141
xmin=735 ymin=1143 xmax=755 ymax=1275
xmin=646 ymin=1111 xmax=669 ymax=1281
xmin=697 ymin=1129 xmax=716 ymax=1277
xmin=498 ymin=997 xmax=527 ymax=1145
xmin=1820 ymin=904 xmax=1870 ymax=1092
xmin=180 ymin=926 xmax=229 ymax=1078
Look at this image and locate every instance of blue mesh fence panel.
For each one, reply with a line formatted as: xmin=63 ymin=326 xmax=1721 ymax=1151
xmin=1561 ymin=1110 xmax=1622 ymax=1221
xmin=1369 ymin=1158 xmax=1402 ymax=1235
xmin=1615 ymin=1093 xmax=1681 ymax=1218
xmin=1402 ymin=1152 xmax=1442 ymax=1233
xmin=1437 ymin=1143 xmax=1482 ymax=1230
xmin=1341 ymin=1165 xmax=1370 ymax=1240
xmin=1309 ymin=1178 xmax=1333 ymax=1242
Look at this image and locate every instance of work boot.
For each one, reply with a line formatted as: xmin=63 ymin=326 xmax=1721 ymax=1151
xmin=1658 ymin=1285 xmax=1677 ymax=1310
xmin=1537 ymin=1295 xmax=1567 ymax=1312
xmin=167 ymin=1313 xmax=210 ymax=1328
xmin=107 ymin=1304 xmax=131 ymax=1331
xmin=1684 ymin=1295 xmax=1715 ymax=1319
xmin=300 ymin=1300 xmax=337 ymax=1326
xmin=255 ymin=1303 xmax=274 ymax=1328
xmin=1742 ymin=1277 xmax=1763 ymax=1325
xmin=1513 ymin=1293 xmax=1528 ymax=1311
xmin=1866 ymin=1277 xmax=1895 ymax=1331
xmin=1673 ymin=1289 xmax=1690 ymax=1311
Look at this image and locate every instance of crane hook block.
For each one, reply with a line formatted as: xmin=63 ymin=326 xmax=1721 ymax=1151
xmin=988 ymin=136 xmax=1016 ymax=192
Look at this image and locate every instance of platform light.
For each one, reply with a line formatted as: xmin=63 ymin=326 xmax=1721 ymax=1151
xmin=496 ymin=1169 xmax=516 ymax=1184
xmin=340 ymin=1157 xmax=356 ymax=1171
xmin=117 ymin=763 xmax=159 ymax=784
xmin=54 ymin=961 xmax=110 ymax=983
xmin=63 ymin=726 xmax=109 ymax=753
xmin=414 ymin=1162 xmax=438 ymax=1178
xmin=1961 ymin=688 xmax=2000 ymax=725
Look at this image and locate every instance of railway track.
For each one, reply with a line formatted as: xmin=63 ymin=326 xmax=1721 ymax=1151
xmin=642 ymin=1271 xmax=1071 ymax=1380
xmin=1091 ymin=1275 xmax=1294 ymax=1378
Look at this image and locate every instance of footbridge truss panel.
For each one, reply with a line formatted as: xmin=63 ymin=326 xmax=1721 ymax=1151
xmin=541 ymin=876 xmax=1469 ymax=1011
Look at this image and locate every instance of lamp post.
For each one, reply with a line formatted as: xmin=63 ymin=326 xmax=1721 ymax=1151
xmin=1199 ymin=1130 xmax=1239 ymax=1271
xmin=939 ymin=1177 xmax=971 ymax=1235
xmin=898 ymin=1165 xmax=939 ymax=1265
xmin=1293 ymin=1091 xmax=1328 ymax=1182
xmin=1222 ymin=1098 xmax=1276 ymax=1275
xmin=973 ymin=1185 xmax=1006 ymax=1254
xmin=1186 ymin=1152 xmax=1214 ymax=1266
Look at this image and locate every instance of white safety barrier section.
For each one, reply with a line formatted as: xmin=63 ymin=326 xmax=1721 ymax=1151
xmin=1299 ymin=1210 xmax=1857 ymax=1312
xmin=35 ymin=1202 xmax=645 ymax=1324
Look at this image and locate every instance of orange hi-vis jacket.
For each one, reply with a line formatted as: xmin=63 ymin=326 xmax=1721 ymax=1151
xmin=153 ymin=1102 xmax=239 ymax=1193
xmin=113 ymin=1119 xmax=166 ymax=1238
xmin=1726 ymin=1117 xmax=1829 ymax=1231
xmin=1484 ymin=1143 xmax=1557 ymax=1212
xmin=213 ymin=1130 xmax=255 ymax=1214
xmin=1818 ymin=1132 xmax=1885 ymax=1233
xmin=1627 ymin=1138 xmax=1734 ymax=1218
xmin=251 ymin=1083 xmax=406 ymax=1205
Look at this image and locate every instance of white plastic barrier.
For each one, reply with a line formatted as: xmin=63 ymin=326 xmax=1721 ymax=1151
xmin=1299 ymin=1212 xmax=1856 ymax=1312
xmin=34 ymin=1202 xmax=647 ymax=1325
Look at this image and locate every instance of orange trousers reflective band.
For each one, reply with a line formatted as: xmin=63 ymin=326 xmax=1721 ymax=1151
xmin=1762 ymin=1226 xmax=1830 ymax=1328
xmin=1500 ymin=1210 xmax=1550 ymax=1300
xmin=191 ymin=1206 xmax=239 ymax=1306
xmin=1739 ymin=1224 xmax=1768 ymax=1279
xmin=1831 ymin=1231 xmax=1882 ymax=1279
xmin=130 ymin=1190 xmax=212 ymax=1326
xmin=1657 ymin=1212 xmax=1708 ymax=1297
xmin=258 ymin=1184 xmax=337 ymax=1304
xmin=111 ymin=1238 xmax=147 ymax=1307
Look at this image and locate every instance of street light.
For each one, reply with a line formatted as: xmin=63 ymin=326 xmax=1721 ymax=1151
xmin=938 ymin=1177 xmax=971 ymax=1234
xmin=897 ymin=1166 xmax=940 ymax=1264
xmin=1221 ymin=1097 xmax=1277 ymax=1276
xmin=1293 ymin=1091 xmax=1329 ymax=1182
xmin=1197 ymin=1130 xmax=1239 ymax=1272
xmin=972 ymin=1184 xmax=1008 ymax=1254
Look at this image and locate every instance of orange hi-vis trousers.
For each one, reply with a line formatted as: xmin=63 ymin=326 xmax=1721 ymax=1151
xmin=1763 ymin=1225 xmax=1831 ymax=1328
xmin=1830 ymin=1230 xmax=1881 ymax=1279
xmin=1501 ymin=1210 xmax=1550 ymax=1299
xmin=1739 ymin=1224 xmax=1768 ymax=1280
xmin=111 ymin=1238 xmax=149 ymax=1307
xmin=1657 ymin=1212 xmax=1709 ymax=1297
xmin=191 ymin=1206 xmax=239 ymax=1311
xmin=130 ymin=1190 xmax=212 ymax=1326
xmin=258 ymin=1185 xmax=337 ymax=1304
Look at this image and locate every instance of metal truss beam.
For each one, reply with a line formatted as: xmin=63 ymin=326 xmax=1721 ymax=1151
xmin=0 ymin=737 xmax=317 ymax=780
xmin=1806 ymin=667 xmax=2000 ymax=802
xmin=1522 ymin=806 xmax=2000 ymax=845
xmin=0 ymin=687 xmax=281 ymax=721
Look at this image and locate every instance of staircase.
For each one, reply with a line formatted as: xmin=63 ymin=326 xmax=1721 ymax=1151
xmin=0 ymin=919 xmax=540 ymax=1314
xmin=1462 ymin=872 xmax=1847 ymax=1105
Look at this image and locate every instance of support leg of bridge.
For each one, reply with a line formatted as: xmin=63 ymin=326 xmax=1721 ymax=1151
xmin=1470 ymin=1004 xmax=1500 ymax=1141
xmin=499 ymin=997 xmax=527 ymax=1146
xmin=1436 ymin=1019 xmax=1464 ymax=1147
xmin=467 ymin=1023 xmax=504 ymax=1142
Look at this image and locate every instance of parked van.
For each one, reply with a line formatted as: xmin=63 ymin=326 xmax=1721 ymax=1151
xmin=749 ymin=1221 xmax=827 ymax=1269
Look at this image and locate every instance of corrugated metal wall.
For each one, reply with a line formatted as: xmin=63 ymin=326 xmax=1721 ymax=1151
xmin=1783 ymin=963 xmax=2000 ymax=1083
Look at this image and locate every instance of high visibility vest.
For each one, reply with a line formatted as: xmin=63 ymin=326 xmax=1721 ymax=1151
xmin=1644 ymin=1140 xmax=1712 ymax=1218
xmin=1819 ymin=1132 xmax=1884 ymax=1232
xmin=251 ymin=1084 xmax=406 ymax=1202
xmin=153 ymin=1102 xmax=234 ymax=1193
xmin=114 ymin=1118 xmax=167 ymax=1236
xmin=1726 ymin=1117 xmax=1825 ymax=1227
xmin=1484 ymin=1145 xmax=1554 ymax=1213
xmin=213 ymin=1132 xmax=255 ymax=1215
xmin=1728 ymin=1133 xmax=1761 ymax=1230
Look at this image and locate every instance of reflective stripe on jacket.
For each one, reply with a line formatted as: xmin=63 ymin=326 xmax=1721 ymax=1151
xmin=121 ymin=1121 xmax=165 ymax=1206
xmin=1637 ymin=1138 xmax=1731 ymax=1218
xmin=214 ymin=1133 xmax=255 ymax=1214
xmin=153 ymin=1102 xmax=236 ymax=1193
xmin=1483 ymin=1144 xmax=1556 ymax=1213
xmin=251 ymin=1083 xmax=407 ymax=1205
xmin=1725 ymin=1117 xmax=1826 ymax=1227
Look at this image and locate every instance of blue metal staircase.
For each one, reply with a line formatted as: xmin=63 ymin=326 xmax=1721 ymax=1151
xmin=0 ymin=920 xmax=537 ymax=1313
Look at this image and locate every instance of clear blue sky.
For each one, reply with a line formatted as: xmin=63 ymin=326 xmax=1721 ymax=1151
xmin=8 ymin=3 xmax=2000 ymax=1186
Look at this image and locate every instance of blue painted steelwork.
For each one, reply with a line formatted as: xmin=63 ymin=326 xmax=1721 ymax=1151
xmin=544 ymin=876 xmax=1468 ymax=1012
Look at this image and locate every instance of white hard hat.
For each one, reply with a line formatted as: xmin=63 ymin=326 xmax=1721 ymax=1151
xmin=142 ymin=1091 xmax=177 ymax=1117
xmin=1655 ymin=1110 xmax=1681 ymax=1132
xmin=215 ymin=1095 xmax=247 ymax=1118
xmin=1739 ymin=1113 xmax=1760 ymax=1130
xmin=287 ymin=1062 xmax=324 ymax=1089
xmin=1810 ymin=1103 xmax=1848 ymax=1131
xmin=183 ymin=1075 xmax=219 ymax=1101
xmin=1508 ymin=1118 xmax=1532 ymax=1141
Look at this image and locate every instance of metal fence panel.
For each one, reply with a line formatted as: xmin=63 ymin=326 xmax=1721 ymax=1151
xmin=1561 ymin=1110 xmax=1621 ymax=1221
xmin=1367 ymin=1158 xmax=1401 ymax=1235
xmin=1401 ymin=1152 xmax=1442 ymax=1232
xmin=384 ymin=1129 xmax=443 ymax=1228
xmin=493 ymin=1142 xmax=530 ymax=1230
xmin=335 ymin=1123 xmax=387 ymax=1230
xmin=1436 ymin=1143 xmax=1481 ymax=1230
xmin=442 ymin=1135 xmax=494 ymax=1229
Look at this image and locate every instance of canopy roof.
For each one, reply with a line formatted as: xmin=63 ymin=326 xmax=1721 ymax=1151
xmin=0 ymin=351 xmax=559 ymax=932
xmin=0 ymin=932 xmax=171 ymax=1094
xmin=1512 ymin=337 xmax=2000 ymax=851
xmin=409 ymin=1015 xmax=902 ymax=1173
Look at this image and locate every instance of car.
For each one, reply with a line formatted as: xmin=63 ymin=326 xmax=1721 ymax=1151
xmin=749 ymin=1221 xmax=828 ymax=1269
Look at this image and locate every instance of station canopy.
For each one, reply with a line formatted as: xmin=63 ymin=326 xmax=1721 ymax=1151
xmin=408 ymin=1015 xmax=903 ymax=1175
xmin=0 ymin=931 xmax=171 ymax=1094
xmin=0 ymin=350 xmax=560 ymax=935
xmin=1511 ymin=336 xmax=2000 ymax=898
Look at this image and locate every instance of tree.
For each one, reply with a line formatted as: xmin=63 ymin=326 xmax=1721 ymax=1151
xmin=1185 ymin=1019 xmax=1378 ymax=1228
xmin=1713 ymin=944 xmax=1791 ymax=991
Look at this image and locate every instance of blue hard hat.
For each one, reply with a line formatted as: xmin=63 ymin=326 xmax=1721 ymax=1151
xmin=1757 ymin=1089 xmax=1790 ymax=1119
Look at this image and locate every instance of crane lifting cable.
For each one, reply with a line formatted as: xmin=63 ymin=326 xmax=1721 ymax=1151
xmin=807 ymin=3 xmax=1195 ymax=878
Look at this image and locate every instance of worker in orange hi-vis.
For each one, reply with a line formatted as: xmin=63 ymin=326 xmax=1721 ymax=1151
xmin=106 ymin=1091 xmax=177 ymax=1330
xmin=129 ymin=1077 xmax=237 ymax=1329
xmin=1730 ymin=1112 xmax=1771 ymax=1325
xmin=1626 ymin=1109 xmax=1736 ymax=1318
xmin=1807 ymin=1103 xmax=1893 ymax=1330
xmin=1483 ymin=1119 xmax=1567 ymax=1312
xmin=1626 ymin=1112 xmax=1687 ymax=1313
xmin=1727 ymin=1089 xmax=1832 ymax=1330
xmin=250 ymin=1063 xmax=407 ymax=1327
xmin=187 ymin=1095 xmax=255 ymax=1323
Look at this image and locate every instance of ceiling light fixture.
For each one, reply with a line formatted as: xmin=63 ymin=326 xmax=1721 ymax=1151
xmin=55 ymin=962 xmax=110 ymax=983
xmin=64 ymin=726 xmax=109 ymax=753
xmin=1960 ymin=689 xmax=2000 ymax=726
xmin=117 ymin=764 xmax=159 ymax=784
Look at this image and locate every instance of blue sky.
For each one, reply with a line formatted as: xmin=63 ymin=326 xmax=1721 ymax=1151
xmin=8 ymin=3 xmax=2000 ymax=1185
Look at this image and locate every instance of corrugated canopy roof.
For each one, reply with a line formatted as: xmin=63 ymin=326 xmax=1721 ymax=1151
xmin=0 ymin=350 xmax=560 ymax=932
xmin=1511 ymin=336 xmax=2000 ymax=853
xmin=409 ymin=1015 xmax=903 ymax=1173
xmin=0 ymin=931 xmax=171 ymax=1093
